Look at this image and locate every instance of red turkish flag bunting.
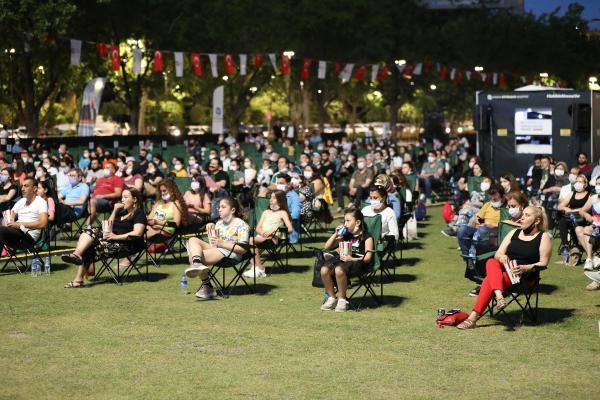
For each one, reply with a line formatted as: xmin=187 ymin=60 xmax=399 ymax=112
xmin=301 ymin=58 xmax=312 ymax=81
xmin=224 ymin=54 xmax=236 ymax=76
xmin=153 ymin=50 xmax=164 ymax=72
xmin=499 ymin=72 xmax=506 ymax=88
xmin=334 ymin=63 xmax=341 ymax=73
xmin=439 ymin=65 xmax=449 ymax=81
xmin=97 ymin=42 xmax=107 ymax=57
xmin=453 ymin=70 xmax=463 ymax=86
xmin=402 ymin=64 xmax=413 ymax=79
xmin=109 ymin=44 xmax=120 ymax=71
xmin=254 ymin=53 xmax=262 ymax=69
xmin=191 ymin=53 xmax=203 ymax=77
xmin=353 ymin=65 xmax=367 ymax=81
xmin=281 ymin=55 xmax=290 ymax=75
xmin=423 ymin=63 xmax=431 ymax=75
xmin=376 ymin=64 xmax=389 ymax=81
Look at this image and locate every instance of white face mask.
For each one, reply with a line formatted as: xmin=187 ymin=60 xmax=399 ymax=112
xmin=568 ymin=174 xmax=577 ymax=184
xmin=427 ymin=156 xmax=436 ymax=164
xmin=508 ymin=207 xmax=522 ymax=218
xmin=480 ymin=182 xmax=491 ymax=192
xmin=270 ymin=203 xmax=280 ymax=211
xmin=188 ymin=159 xmax=196 ymax=165
xmin=104 ymin=168 xmax=111 ymax=176
xmin=230 ymin=165 xmax=239 ymax=171
xmin=125 ymin=168 xmax=133 ymax=176
xmin=574 ymin=182 xmax=585 ymax=192
xmin=174 ymin=164 xmax=183 ymax=171
xmin=244 ymin=161 xmax=252 ymax=169
xmin=357 ymin=162 xmax=366 ymax=170
xmin=468 ymin=161 xmax=475 ymax=169
xmin=554 ymin=169 xmax=565 ymax=177
xmin=491 ymin=200 xmax=503 ymax=209
xmin=595 ymin=185 xmax=600 ymax=194
xmin=276 ymin=184 xmax=286 ymax=191
xmin=35 ymin=171 xmax=42 ymax=179
xmin=370 ymin=199 xmax=382 ymax=209
xmin=190 ymin=181 xmax=200 ymax=191
xmin=162 ymin=193 xmax=171 ymax=201
xmin=303 ymin=171 xmax=312 ymax=179
xmin=291 ymin=178 xmax=301 ymax=188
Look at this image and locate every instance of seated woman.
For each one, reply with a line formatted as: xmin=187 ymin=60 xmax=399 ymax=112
xmin=143 ymin=161 xmax=164 ymax=198
xmin=503 ymin=191 xmax=529 ymax=227
xmin=304 ymin=165 xmax=332 ymax=223
xmin=374 ymin=174 xmax=401 ymax=220
xmin=229 ymin=158 xmax=245 ymax=195
xmin=61 ymin=188 xmax=147 ymax=288
xmin=297 ymin=175 xmax=315 ymax=224
xmin=243 ymin=190 xmax=293 ymax=278
xmin=576 ymin=176 xmax=600 ymax=271
xmin=0 ymin=168 xmax=19 ymax=216
xmin=320 ymin=209 xmax=374 ymax=313
xmin=183 ymin=176 xmax=212 ymax=226
xmin=557 ymin=174 xmax=590 ymax=255
xmin=184 ymin=197 xmax=250 ymax=300
xmin=122 ymin=159 xmax=144 ymax=192
xmin=146 ymin=179 xmax=187 ymax=241
xmin=457 ymin=206 xmax=552 ymax=329
xmin=361 ymin=185 xmax=399 ymax=241
xmin=37 ymin=180 xmax=56 ymax=225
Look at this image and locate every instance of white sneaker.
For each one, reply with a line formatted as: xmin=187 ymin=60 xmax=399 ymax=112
xmin=584 ymin=258 xmax=595 ymax=271
xmin=185 ymin=264 xmax=209 ymax=278
xmin=593 ymin=256 xmax=600 ymax=269
xmin=243 ymin=268 xmax=267 ymax=278
xmin=195 ymin=284 xmax=216 ymax=300
xmin=585 ymin=270 xmax=600 ymax=283
xmin=335 ymin=298 xmax=350 ymax=312
xmin=320 ymin=296 xmax=337 ymax=311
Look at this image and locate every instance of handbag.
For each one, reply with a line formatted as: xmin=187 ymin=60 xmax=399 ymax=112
xmin=436 ymin=311 xmax=469 ymax=328
xmin=403 ymin=215 xmax=418 ymax=240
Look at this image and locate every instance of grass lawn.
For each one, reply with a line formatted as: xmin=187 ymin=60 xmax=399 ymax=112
xmin=1 ymin=206 xmax=599 ymax=399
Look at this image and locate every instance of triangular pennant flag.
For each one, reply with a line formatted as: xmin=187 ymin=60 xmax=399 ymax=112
xmin=318 ymin=61 xmax=327 ymax=79
xmin=396 ymin=64 xmax=406 ymax=74
xmin=174 ymin=52 xmax=184 ymax=77
xmin=413 ymin=63 xmax=423 ymax=75
xmin=439 ymin=65 xmax=448 ymax=81
xmin=465 ymin=70 xmax=472 ymax=80
xmin=153 ymin=50 xmax=163 ymax=72
xmin=403 ymin=64 xmax=414 ymax=78
xmin=453 ymin=70 xmax=463 ymax=86
xmin=450 ymin=68 xmax=456 ymax=81
xmin=224 ymin=54 xmax=236 ymax=76
xmin=499 ymin=72 xmax=506 ymax=88
xmin=268 ymin=53 xmax=277 ymax=72
xmin=191 ymin=53 xmax=203 ymax=77
xmin=353 ymin=65 xmax=366 ymax=81
xmin=239 ymin=54 xmax=247 ymax=76
xmin=376 ymin=64 xmax=389 ymax=81
xmin=70 ymin=39 xmax=81 ymax=66
xmin=492 ymin=72 xmax=498 ymax=85
xmin=96 ymin=42 xmax=107 ymax=57
xmin=480 ymin=72 xmax=487 ymax=82
xmin=254 ymin=53 xmax=262 ymax=69
xmin=208 ymin=54 xmax=218 ymax=77
xmin=371 ymin=64 xmax=379 ymax=82
xmin=132 ymin=48 xmax=142 ymax=75
xmin=301 ymin=58 xmax=312 ymax=81
xmin=485 ymin=73 xmax=492 ymax=86
xmin=423 ymin=63 xmax=431 ymax=74
xmin=110 ymin=44 xmax=120 ymax=71
xmin=334 ymin=63 xmax=341 ymax=73
xmin=339 ymin=63 xmax=354 ymax=82
xmin=281 ymin=55 xmax=290 ymax=75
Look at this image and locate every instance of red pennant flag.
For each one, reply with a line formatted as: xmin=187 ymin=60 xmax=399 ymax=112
xmin=402 ymin=64 xmax=413 ymax=79
xmin=423 ymin=63 xmax=431 ymax=75
xmin=499 ymin=72 xmax=506 ymax=88
xmin=153 ymin=50 xmax=164 ymax=72
xmin=353 ymin=65 xmax=367 ymax=81
xmin=453 ymin=70 xmax=463 ymax=86
xmin=439 ymin=65 xmax=449 ymax=81
xmin=485 ymin=73 xmax=492 ymax=86
xmin=191 ymin=53 xmax=203 ymax=77
xmin=376 ymin=64 xmax=389 ymax=81
xmin=281 ymin=55 xmax=290 ymax=75
xmin=224 ymin=54 xmax=236 ymax=76
xmin=301 ymin=58 xmax=312 ymax=81
xmin=109 ymin=44 xmax=120 ymax=71
xmin=254 ymin=53 xmax=262 ymax=69
xmin=334 ymin=63 xmax=341 ymax=73
xmin=97 ymin=42 xmax=107 ymax=57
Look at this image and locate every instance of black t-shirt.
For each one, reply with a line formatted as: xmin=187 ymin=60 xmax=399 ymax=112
xmin=319 ymin=162 xmax=335 ymax=179
xmin=112 ymin=208 xmax=147 ymax=235
xmin=212 ymin=170 xmax=230 ymax=188
xmin=0 ymin=182 xmax=18 ymax=197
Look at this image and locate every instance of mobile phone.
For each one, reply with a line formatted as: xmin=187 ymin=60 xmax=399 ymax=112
xmin=446 ymin=309 xmax=460 ymax=315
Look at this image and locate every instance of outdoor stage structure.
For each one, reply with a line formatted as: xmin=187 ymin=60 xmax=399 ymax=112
xmin=474 ymin=88 xmax=600 ymax=178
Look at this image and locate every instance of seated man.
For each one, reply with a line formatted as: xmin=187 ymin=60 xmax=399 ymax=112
xmin=348 ymin=157 xmax=373 ymax=208
xmin=0 ymin=177 xmax=48 ymax=253
xmin=418 ymin=151 xmax=445 ymax=205
xmin=276 ymin=173 xmax=301 ymax=243
xmin=57 ymin=168 xmax=89 ymax=224
xmin=86 ymin=162 xmax=124 ymax=226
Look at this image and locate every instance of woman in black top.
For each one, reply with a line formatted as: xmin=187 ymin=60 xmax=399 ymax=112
xmin=0 ymin=168 xmax=18 ymax=213
xmin=62 ymin=188 xmax=147 ymax=288
xmin=458 ymin=206 xmax=552 ymax=329
xmin=557 ymin=174 xmax=591 ymax=251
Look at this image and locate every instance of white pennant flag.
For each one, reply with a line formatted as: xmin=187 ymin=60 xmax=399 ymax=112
xmin=268 ymin=53 xmax=277 ymax=72
xmin=371 ymin=64 xmax=379 ymax=81
xmin=481 ymin=72 xmax=487 ymax=82
xmin=70 ymin=39 xmax=82 ymax=66
xmin=208 ymin=54 xmax=218 ymax=77
xmin=493 ymin=72 xmax=498 ymax=85
xmin=174 ymin=52 xmax=184 ymax=77
xmin=450 ymin=68 xmax=456 ymax=81
xmin=132 ymin=48 xmax=142 ymax=75
xmin=521 ymin=75 xmax=527 ymax=83
xmin=339 ymin=63 xmax=354 ymax=82
xmin=466 ymin=70 xmax=472 ymax=80
xmin=212 ymin=86 xmax=224 ymax=134
xmin=318 ymin=61 xmax=327 ymax=79
xmin=396 ymin=64 xmax=406 ymax=74
xmin=413 ymin=63 xmax=423 ymax=75
xmin=239 ymin=54 xmax=247 ymax=75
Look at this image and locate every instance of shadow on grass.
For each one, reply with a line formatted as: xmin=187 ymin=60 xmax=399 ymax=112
xmin=267 ymin=264 xmax=311 ymax=274
xmin=352 ymin=295 xmax=407 ymax=310
xmin=485 ymin=307 xmax=576 ymax=330
xmin=402 ymin=242 xmax=424 ymax=250
xmin=399 ymin=257 xmax=421 ymax=267
xmin=219 ymin=283 xmax=278 ymax=297
xmin=85 ymin=272 xmax=169 ymax=286
xmin=537 ymin=283 xmax=558 ymax=295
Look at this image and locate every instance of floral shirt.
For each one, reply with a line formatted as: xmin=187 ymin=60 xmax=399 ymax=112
xmin=215 ymin=217 xmax=250 ymax=244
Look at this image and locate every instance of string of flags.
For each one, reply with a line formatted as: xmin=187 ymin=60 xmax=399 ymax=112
xmin=68 ymin=38 xmax=560 ymax=88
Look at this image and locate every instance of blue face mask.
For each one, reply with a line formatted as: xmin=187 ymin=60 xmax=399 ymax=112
xmin=593 ymin=203 xmax=600 ymax=214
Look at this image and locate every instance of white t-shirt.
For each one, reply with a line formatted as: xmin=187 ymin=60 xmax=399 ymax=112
xmin=361 ymin=205 xmax=399 ymax=240
xmin=12 ymin=196 xmax=48 ymax=241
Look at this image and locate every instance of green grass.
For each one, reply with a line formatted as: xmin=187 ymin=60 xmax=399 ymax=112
xmin=1 ymin=207 xmax=599 ymax=399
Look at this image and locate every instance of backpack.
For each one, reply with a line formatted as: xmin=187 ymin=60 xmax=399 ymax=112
xmin=415 ymin=200 xmax=427 ymax=221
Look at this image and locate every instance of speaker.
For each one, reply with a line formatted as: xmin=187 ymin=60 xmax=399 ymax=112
xmin=473 ymin=104 xmax=492 ymax=131
xmin=569 ymin=103 xmax=591 ymax=135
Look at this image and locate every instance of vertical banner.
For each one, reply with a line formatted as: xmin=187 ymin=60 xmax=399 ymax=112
xmin=153 ymin=50 xmax=164 ymax=72
xmin=301 ymin=59 xmax=312 ymax=81
xmin=208 ymin=54 xmax=218 ymax=77
xmin=132 ymin=48 xmax=142 ymax=75
xmin=70 ymin=39 xmax=82 ymax=66
xmin=78 ymin=78 xmax=106 ymax=137
xmin=370 ymin=64 xmax=379 ymax=82
xmin=191 ymin=53 xmax=203 ymax=77
xmin=212 ymin=85 xmax=224 ymax=134
xmin=110 ymin=44 xmax=120 ymax=71
xmin=318 ymin=61 xmax=327 ymax=79
xmin=239 ymin=54 xmax=247 ymax=75
xmin=413 ymin=63 xmax=423 ymax=75
xmin=339 ymin=63 xmax=354 ymax=83
xmin=174 ymin=52 xmax=184 ymax=77
xmin=268 ymin=53 xmax=277 ymax=72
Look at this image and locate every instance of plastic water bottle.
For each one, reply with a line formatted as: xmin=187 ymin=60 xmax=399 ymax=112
xmin=180 ymin=274 xmax=189 ymax=295
xmin=31 ymin=257 xmax=42 ymax=277
xmin=561 ymin=246 xmax=569 ymax=265
xmin=44 ymin=256 xmax=51 ymax=275
xmin=468 ymin=231 xmax=479 ymax=258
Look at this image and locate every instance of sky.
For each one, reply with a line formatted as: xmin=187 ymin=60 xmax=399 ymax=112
xmin=526 ymin=0 xmax=600 ymax=28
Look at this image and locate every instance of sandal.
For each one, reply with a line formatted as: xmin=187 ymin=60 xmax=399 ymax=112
xmin=64 ymin=280 xmax=84 ymax=288
xmin=457 ymin=318 xmax=476 ymax=330
xmin=61 ymin=253 xmax=83 ymax=265
xmin=495 ymin=297 xmax=508 ymax=311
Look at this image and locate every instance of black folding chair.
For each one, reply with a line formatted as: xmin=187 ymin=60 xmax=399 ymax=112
xmin=93 ymin=235 xmax=147 ymax=285
xmin=0 ymin=228 xmax=50 ymax=274
xmin=208 ymin=242 xmax=254 ymax=297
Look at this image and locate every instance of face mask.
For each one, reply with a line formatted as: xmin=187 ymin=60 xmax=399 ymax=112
xmin=490 ymin=200 xmax=503 ymax=208
xmin=370 ymin=199 xmax=382 ymax=209
xmin=468 ymin=161 xmax=475 ymax=169
xmin=83 ymin=152 xmax=90 ymax=158
xmin=427 ymin=156 xmax=436 ymax=163
xmin=554 ymin=169 xmax=565 ymax=177
xmin=480 ymin=182 xmax=491 ymax=192
xmin=60 ymin=167 xmax=70 ymax=174
xmin=230 ymin=165 xmax=239 ymax=171
xmin=574 ymin=182 xmax=585 ymax=192
xmin=595 ymin=185 xmax=600 ymax=194
xmin=191 ymin=181 xmax=200 ymax=191
xmin=104 ymin=168 xmax=111 ymax=176
xmin=270 ymin=204 xmax=280 ymax=211
xmin=276 ymin=184 xmax=286 ymax=191
xmin=174 ymin=164 xmax=183 ymax=171
xmin=209 ymin=154 xmax=217 ymax=160
xmin=41 ymin=153 xmax=48 ymax=159
xmin=69 ymin=176 xmax=78 ymax=186
xmin=593 ymin=203 xmax=600 ymax=214
xmin=357 ymin=162 xmax=366 ymax=170
xmin=568 ymin=174 xmax=577 ymax=184
xmin=117 ymin=161 xmax=125 ymax=169
xmin=303 ymin=171 xmax=312 ymax=179
xmin=125 ymin=168 xmax=133 ymax=176
xmin=188 ymin=159 xmax=196 ymax=166
xmin=244 ymin=161 xmax=252 ymax=169
xmin=0 ymin=175 xmax=8 ymax=183
xmin=508 ymin=207 xmax=522 ymax=219
xmin=291 ymin=178 xmax=301 ymax=188
xmin=35 ymin=171 xmax=42 ymax=179
xmin=162 ymin=193 xmax=171 ymax=201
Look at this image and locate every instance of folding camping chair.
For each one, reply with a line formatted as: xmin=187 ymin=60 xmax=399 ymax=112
xmin=208 ymin=242 xmax=254 ymax=297
xmin=93 ymin=235 xmax=147 ymax=285
xmin=0 ymin=227 xmax=51 ymax=274
xmin=143 ymin=221 xmax=182 ymax=268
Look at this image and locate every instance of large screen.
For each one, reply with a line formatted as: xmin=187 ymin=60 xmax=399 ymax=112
xmin=514 ymin=107 xmax=552 ymax=154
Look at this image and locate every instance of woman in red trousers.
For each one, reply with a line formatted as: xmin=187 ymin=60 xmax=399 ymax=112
xmin=457 ymin=206 xmax=552 ymax=329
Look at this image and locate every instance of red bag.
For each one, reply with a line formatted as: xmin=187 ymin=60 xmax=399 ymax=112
xmin=442 ymin=201 xmax=455 ymax=224
xmin=436 ymin=311 xmax=469 ymax=328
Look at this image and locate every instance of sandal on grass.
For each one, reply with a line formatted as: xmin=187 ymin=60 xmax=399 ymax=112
xmin=457 ymin=318 xmax=476 ymax=330
xmin=64 ymin=280 xmax=84 ymax=288
xmin=495 ymin=297 xmax=508 ymax=311
xmin=61 ymin=253 xmax=83 ymax=265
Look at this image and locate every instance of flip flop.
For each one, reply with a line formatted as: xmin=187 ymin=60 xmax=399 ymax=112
xmin=64 ymin=280 xmax=84 ymax=288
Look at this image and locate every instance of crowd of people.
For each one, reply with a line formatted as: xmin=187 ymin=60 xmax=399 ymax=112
xmin=0 ymin=134 xmax=597 ymax=319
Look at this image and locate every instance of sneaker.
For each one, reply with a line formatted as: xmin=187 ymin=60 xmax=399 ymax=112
xmin=243 ymin=268 xmax=267 ymax=278
xmin=185 ymin=264 xmax=209 ymax=278
xmin=584 ymin=270 xmax=600 ymax=283
xmin=586 ymin=280 xmax=600 ymax=290
xmin=594 ymin=256 xmax=600 ymax=269
xmin=441 ymin=228 xmax=456 ymax=238
xmin=195 ymin=284 xmax=216 ymax=300
xmin=584 ymin=258 xmax=595 ymax=271
xmin=335 ymin=298 xmax=350 ymax=312
xmin=425 ymin=199 xmax=432 ymax=206
xmin=468 ymin=286 xmax=481 ymax=297
xmin=320 ymin=296 xmax=338 ymax=311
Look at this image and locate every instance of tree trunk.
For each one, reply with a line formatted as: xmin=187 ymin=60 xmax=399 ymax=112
xmin=137 ymin=87 xmax=148 ymax=135
xmin=21 ymin=53 xmax=39 ymax=136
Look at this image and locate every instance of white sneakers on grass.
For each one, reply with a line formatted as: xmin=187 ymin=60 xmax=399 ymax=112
xmin=184 ymin=264 xmax=209 ymax=278
xmin=243 ymin=268 xmax=267 ymax=278
xmin=320 ymin=297 xmax=350 ymax=312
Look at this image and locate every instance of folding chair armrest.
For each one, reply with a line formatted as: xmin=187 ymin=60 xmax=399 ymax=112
xmin=126 ymin=235 xmax=142 ymax=241
xmin=531 ymin=264 xmax=547 ymax=272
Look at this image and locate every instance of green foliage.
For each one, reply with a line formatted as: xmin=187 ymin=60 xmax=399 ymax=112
xmin=146 ymin=99 xmax=184 ymax=133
